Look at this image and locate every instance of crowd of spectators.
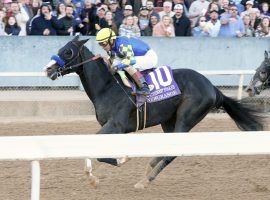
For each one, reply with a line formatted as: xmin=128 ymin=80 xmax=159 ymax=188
xmin=0 ymin=0 xmax=269 ymax=37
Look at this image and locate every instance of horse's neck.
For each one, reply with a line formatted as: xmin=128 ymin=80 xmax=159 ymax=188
xmin=79 ymin=49 xmax=112 ymax=104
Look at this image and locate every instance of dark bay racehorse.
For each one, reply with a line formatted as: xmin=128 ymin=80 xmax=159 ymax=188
xmin=45 ymin=36 xmax=263 ymax=189
xmin=246 ymin=51 xmax=270 ymax=97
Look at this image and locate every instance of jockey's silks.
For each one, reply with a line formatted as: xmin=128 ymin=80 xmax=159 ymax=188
xmin=110 ymin=36 xmax=151 ymax=69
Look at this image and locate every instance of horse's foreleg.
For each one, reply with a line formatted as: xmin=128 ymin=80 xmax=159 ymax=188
xmin=84 ymin=120 xmax=129 ymax=188
xmin=84 ymin=158 xmax=100 ymax=188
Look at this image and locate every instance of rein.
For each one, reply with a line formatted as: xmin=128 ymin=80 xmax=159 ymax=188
xmin=59 ymin=53 xmax=101 ymax=76
xmin=57 ymin=46 xmax=142 ymax=112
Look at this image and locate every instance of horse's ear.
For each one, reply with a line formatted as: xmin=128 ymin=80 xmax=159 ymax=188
xmin=265 ymin=51 xmax=269 ymax=60
xmin=77 ymin=39 xmax=89 ymax=46
xmin=72 ymin=35 xmax=80 ymax=42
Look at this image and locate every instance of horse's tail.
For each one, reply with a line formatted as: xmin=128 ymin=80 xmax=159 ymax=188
xmin=215 ymin=87 xmax=263 ymax=131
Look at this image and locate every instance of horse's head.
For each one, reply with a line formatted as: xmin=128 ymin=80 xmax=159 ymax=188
xmin=44 ymin=36 xmax=89 ymax=80
xmin=246 ymin=51 xmax=270 ymax=97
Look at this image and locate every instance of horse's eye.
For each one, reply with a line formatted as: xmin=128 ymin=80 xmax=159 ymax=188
xmin=63 ymin=49 xmax=73 ymax=59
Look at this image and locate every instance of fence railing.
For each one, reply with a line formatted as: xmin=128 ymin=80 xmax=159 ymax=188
xmin=0 ymin=70 xmax=256 ymax=99
xmin=1 ymin=132 xmax=270 ymax=200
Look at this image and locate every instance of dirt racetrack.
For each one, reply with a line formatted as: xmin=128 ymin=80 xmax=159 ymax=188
xmin=1 ymin=114 xmax=270 ymax=200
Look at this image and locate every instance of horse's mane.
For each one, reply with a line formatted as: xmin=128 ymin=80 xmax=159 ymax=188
xmin=82 ymin=46 xmax=111 ymax=76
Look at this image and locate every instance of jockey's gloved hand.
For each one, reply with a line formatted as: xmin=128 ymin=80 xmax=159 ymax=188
xmin=108 ymin=65 xmax=117 ymax=75
xmin=115 ymin=63 xmax=127 ymax=70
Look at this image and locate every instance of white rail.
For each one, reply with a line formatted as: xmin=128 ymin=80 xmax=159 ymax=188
xmin=0 ymin=132 xmax=270 ymax=200
xmin=0 ymin=70 xmax=256 ymax=99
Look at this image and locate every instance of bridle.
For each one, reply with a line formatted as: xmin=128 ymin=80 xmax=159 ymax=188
xmin=251 ymin=62 xmax=270 ymax=94
xmin=56 ymin=42 xmax=101 ymax=77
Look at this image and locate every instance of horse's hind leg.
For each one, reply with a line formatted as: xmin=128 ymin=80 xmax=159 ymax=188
xmin=144 ymin=117 xmax=176 ymax=176
xmin=135 ymin=156 xmax=176 ymax=189
xmin=135 ymin=97 xmax=215 ymax=189
xmin=135 ymin=117 xmax=176 ymax=189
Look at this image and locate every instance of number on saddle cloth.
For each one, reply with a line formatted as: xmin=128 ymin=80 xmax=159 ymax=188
xmin=116 ymin=66 xmax=181 ymax=107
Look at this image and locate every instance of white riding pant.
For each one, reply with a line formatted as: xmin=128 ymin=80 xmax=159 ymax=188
xmin=112 ymin=49 xmax=158 ymax=71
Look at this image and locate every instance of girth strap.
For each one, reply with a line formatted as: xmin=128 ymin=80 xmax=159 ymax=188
xmin=135 ymin=102 xmax=147 ymax=132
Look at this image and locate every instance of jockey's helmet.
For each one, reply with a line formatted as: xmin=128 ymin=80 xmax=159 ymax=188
xmin=96 ymin=28 xmax=116 ymax=43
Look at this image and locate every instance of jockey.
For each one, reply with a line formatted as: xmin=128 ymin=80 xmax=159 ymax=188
xmin=96 ymin=28 xmax=158 ymax=96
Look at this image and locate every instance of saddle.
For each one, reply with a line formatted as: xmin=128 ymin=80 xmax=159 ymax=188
xmin=117 ymin=66 xmax=181 ymax=106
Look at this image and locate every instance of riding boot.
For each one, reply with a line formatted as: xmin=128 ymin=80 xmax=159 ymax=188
xmin=131 ymin=71 xmax=150 ymax=96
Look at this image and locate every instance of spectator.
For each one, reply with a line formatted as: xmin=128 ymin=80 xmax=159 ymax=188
xmin=93 ymin=7 xmax=106 ymax=34
xmin=219 ymin=0 xmax=229 ymax=15
xmin=192 ymin=16 xmax=209 ymax=36
xmin=230 ymin=0 xmax=245 ymax=14
xmin=54 ymin=3 xmax=66 ymax=19
xmin=249 ymin=7 xmax=261 ymax=29
xmin=123 ymin=4 xmax=133 ymax=17
xmin=155 ymin=0 xmax=163 ymax=7
xmin=119 ymin=15 xmax=141 ymax=37
xmin=242 ymin=14 xmax=254 ymax=36
xmin=206 ymin=9 xmax=221 ymax=37
xmin=99 ymin=3 xmax=109 ymax=11
xmin=8 ymin=2 xmax=29 ymax=35
xmin=172 ymin=4 xmax=191 ymax=36
xmin=73 ymin=0 xmax=84 ymax=17
xmin=241 ymin=0 xmax=259 ymax=9
xmin=80 ymin=0 xmax=96 ymax=35
xmin=173 ymin=0 xmax=189 ymax=14
xmin=205 ymin=2 xmax=220 ymax=20
xmin=260 ymin=2 xmax=270 ymax=18
xmin=20 ymin=0 xmax=34 ymax=20
xmin=159 ymin=1 xmax=175 ymax=19
xmin=2 ymin=0 xmax=12 ymax=11
xmin=153 ymin=15 xmax=175 ymax=37
xmin=218 ymin=5 xmax=245 ymax=37
xmin=0 ymin=9 xmax=6 ymax=35
xmin=31 ymin=0 xmax=41 ymax=16
xmin=58 ymin=5 xmax=83 ymax=35
xmin=255 ymin=16 xmax=270 ymax=37
xmin=188 ymin=0 xmax=210 ymax=27
xmin=30 ymin=4 xmax=61 ymax=35
xmin=138 ymin=6 xmax=150 ymax=33
xmin=240 ymin=0 xmax=254 ymax=18
xmin=63 ymin=0 xmax=74 ymax=7
xmin=5 ymin=15 xmax=21 ymax=35
xmin=126 ymin=0 xmax=144 ymax=16
xmin=133 ymin=13 xmax=139 ymax=26
xmin=42 ymin=0 xmax=55 ymax=9
xmin=118 ymin=0 xmax=128 ymax=10
xmin=141 ymin=12 xmax=160 ymax=36
xmin=100 ymin=10 xmax=118 ymax=34
xmin=108 ymin=0 xmax=124 ymax=28
xmin=146 ymin=0 xmax=156 ymax=15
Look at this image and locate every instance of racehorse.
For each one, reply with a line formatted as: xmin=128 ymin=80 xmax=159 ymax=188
xmin=44 ymin=36 xmax=263 ymax=189
xmin=246 ymin=51 xmax=270 ymax=97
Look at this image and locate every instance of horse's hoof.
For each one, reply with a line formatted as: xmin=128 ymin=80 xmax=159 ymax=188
xmin=88 ymin=175 xmax=100 ymax=189
xmin=134 ymin=179 xmax=150 ymax=189
xmin=117 ymin=156 xmax=131 ymax=167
